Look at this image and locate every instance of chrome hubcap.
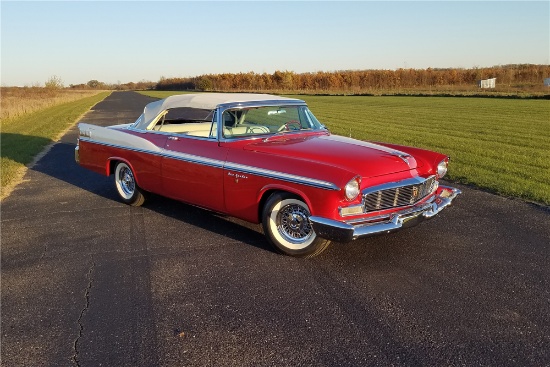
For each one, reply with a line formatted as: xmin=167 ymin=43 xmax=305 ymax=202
xmin=277 ymin=204 xmax=313 ymax=243
xmin=119 ymin=167 xmax=135 ymax=196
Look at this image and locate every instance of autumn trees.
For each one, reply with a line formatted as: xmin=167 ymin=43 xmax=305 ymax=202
xmin=155 ymin=64 xmax=550 ymax=94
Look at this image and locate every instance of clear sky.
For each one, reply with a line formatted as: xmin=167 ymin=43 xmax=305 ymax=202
xmin=1 ymin=1 xmax=548 ymax=87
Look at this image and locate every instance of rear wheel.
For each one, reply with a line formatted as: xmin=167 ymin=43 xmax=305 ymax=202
xmin=262 ymin=192 xmax=331 ymax=258
xmin=114 ymin=161 xmax=145 ymax=206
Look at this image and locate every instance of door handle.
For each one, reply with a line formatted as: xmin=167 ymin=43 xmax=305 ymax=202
xmin=168 ymin=136 xmax=179 ymax=141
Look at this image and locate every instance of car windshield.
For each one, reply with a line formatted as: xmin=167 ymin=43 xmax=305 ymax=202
xmin=222 ymin=105 xmax=325 ymax=139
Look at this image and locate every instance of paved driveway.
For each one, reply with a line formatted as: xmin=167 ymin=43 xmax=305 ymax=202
xmin=2 ymin=91 xmax=549 ymax=366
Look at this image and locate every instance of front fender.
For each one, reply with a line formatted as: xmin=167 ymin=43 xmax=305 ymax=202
xmin=258 ymin=184 xmax=315 ymax=213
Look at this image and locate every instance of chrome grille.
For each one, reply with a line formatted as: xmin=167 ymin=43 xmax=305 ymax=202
xmin=363 ymin=176 xmax=436 ymax=212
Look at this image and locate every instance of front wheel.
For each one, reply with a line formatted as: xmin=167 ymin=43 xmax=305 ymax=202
xmin=262 ymin=192 xmax=331 ymax=258
xmin=114 ymin=161 xmax=146 ymax=206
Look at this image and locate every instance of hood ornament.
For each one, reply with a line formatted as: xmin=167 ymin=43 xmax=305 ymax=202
xmin=392 ymin=151 xmax=413 ymax=167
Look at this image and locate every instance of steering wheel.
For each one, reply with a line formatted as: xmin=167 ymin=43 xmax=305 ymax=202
xmin=278 ymin=120 xmax=301 ymax=132
xmin=248 ymin=126 xmax=270 ymax=134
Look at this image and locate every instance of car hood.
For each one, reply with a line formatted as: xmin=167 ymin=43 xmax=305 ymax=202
xmin=243 ymin=133 xmax=419 ymax=178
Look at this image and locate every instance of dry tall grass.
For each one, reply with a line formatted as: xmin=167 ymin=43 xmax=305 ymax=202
xmin=0 ymin=87 xmax=106 ymax=121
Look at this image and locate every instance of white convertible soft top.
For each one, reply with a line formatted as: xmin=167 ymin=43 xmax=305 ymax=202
xmin=135 ymin=93 xmax=302 ymax=130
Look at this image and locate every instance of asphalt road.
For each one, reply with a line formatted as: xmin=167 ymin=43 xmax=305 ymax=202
xmin=2 ymin=91 xmax=549 ymax=367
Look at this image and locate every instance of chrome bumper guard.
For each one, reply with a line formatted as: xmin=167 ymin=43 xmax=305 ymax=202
xmin=74 ymin=145 xmax=79 ymax=163
xmin=309 ymin=185 xmax=461 ymax=243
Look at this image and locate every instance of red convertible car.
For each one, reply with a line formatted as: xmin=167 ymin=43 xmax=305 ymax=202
xmin=76 ymin=93 xmax=460 ymax=257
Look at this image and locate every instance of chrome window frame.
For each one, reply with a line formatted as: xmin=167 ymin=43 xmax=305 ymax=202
xmin=214 ymin=100 xmax=313 ymax=142
xmin=128 ymin=99 xmax=319 ymax=143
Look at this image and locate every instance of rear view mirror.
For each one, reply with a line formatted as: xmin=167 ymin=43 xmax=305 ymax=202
xmin=268 ymin=109 xmax=286 ymax=115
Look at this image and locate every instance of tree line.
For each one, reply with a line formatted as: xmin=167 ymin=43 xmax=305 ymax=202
xmin=69 ymin=79 xmax=156 ymax=91
xmin=155 ymin=64 xmax=549 ymax=93
xmin=68 ymin=64 xmax=549 ymax=93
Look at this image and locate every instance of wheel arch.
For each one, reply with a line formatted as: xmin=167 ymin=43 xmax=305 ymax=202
xmin=257 ymin=184 xmax=313 ymax=223
xmin=108 ymin=158 xmax=143 ymax=187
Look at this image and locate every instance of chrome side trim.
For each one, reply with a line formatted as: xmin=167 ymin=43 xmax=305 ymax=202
xmin=79 ymin=137 xmax=226 ymax=168
xmin=79 ymin=137 xmax=163 ymax=157
xmin=79 ymin=138 xmax=339 ymax=190
xmin=224 ymin=162 xmax=340 ymax=190
xmin=163 ymin=151 xmax=225 ymax=169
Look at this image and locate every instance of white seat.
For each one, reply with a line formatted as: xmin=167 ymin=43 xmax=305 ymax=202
xmin=154 ymin=122 xmax=212 ymax=134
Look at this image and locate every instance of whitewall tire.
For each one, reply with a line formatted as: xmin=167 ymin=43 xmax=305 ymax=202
xmin=114 ymin=162 xmax=145 ymax=206
xmin=262 ymin=192 xmax=331 ymax=257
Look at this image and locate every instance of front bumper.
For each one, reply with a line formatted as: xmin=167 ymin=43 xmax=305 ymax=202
xmin=309 ymin=185 xmax=461 ymax=243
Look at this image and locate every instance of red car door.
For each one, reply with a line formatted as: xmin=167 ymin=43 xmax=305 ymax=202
xmin=161 ymin=135 xmax=228 ymax=213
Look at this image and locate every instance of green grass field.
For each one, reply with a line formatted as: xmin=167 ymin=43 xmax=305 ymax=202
xmin=1 ymin=92 xmax=110 ymax=197
xmin=139 ymin=91 xmax=550 ymax=205
xmin=301 ymin=95 xmax=550 ymax=205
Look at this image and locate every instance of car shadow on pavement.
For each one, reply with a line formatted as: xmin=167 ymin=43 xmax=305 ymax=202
xmin=31 ymin=140 xmax=274 ymax=254
xmin=144 ymin=193 xmax=271 ymax=251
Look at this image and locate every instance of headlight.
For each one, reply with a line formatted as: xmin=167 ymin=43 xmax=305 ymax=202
xmin=344 ymin=177 xmax=361 ymax=201
xmin=437 ymin=159 xmax=448 ymax=178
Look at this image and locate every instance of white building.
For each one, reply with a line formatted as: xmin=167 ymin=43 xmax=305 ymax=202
xmin=544 ymin=78 xmax=550 ymax=87
xmin=478 ymin=78 xmax=496 ymax=88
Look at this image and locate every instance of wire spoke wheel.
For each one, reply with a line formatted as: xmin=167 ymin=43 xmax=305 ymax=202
xmin=262 ymin=192 xmax=331 ymax=257
xmin=277 ymin=203 xmax=313 ymax=244
xmin=118 ymin=166 xmax=135 ymax=198
xmin=114 ymin=162 xmax=145 ymax=206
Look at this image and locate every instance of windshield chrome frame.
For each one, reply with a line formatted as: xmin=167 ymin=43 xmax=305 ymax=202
xmin=215 ymin=100 xmax=324 ymax=142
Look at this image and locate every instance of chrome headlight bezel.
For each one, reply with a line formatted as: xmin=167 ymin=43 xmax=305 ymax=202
xmin=344 ymin=176 xmax=361 ymax=201
xmin=437 ymin=159 xmax=448 ymax=179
